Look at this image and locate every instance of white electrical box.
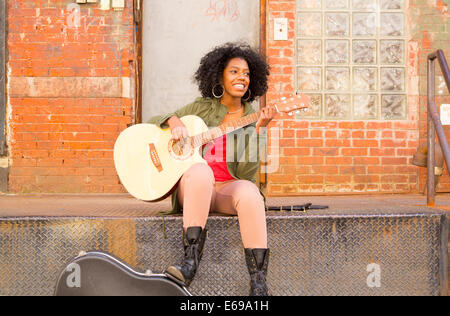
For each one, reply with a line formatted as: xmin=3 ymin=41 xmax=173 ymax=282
xmin=112 ymin=0 xmax=125 ymax=10
xmin=100 ymin=0 xmax=111 ymax=10
xmin=440 ymin=104 xmax=450 ymax=125
xmin=274 ymin=18 xmax=288 ymax=41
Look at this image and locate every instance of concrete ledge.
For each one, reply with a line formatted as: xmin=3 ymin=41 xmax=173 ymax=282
xmin=0 ymin=193 xmax=450 ymax=217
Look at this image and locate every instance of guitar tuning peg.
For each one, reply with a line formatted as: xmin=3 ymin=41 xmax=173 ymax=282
xmin=295 ymin=110 xmax=300 ymax=114
xmin=288 ymin=112 xmax=293 ymax=116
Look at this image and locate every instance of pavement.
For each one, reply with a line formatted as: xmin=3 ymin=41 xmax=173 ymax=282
xmin=0 ymin=192 xmax=449 ymax=217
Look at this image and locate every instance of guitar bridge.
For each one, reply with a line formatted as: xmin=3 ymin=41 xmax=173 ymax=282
xmin=149 ymin=143 xmax=163 ymax=172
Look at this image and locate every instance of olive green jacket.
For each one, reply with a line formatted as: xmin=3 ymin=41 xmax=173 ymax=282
xmin=146 ymin=97 xmax=267 ymax=215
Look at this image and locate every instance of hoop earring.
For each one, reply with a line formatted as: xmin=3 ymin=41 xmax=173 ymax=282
xmin=212 ymin=84 xmax=224 ymax=99
xmin=243 ymin=89 xmax=251 ymax=102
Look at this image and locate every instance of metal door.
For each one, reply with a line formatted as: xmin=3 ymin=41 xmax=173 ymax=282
xmin=141 ymin=0 xmax=261 ymax=122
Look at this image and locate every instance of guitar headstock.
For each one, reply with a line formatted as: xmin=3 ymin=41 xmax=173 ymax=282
xmin=272 ymin=93 xmax=310 ymax=116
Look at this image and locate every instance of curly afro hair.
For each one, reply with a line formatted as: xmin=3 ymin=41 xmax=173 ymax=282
xmin=194 ymin=42 xmax=270 ymax=103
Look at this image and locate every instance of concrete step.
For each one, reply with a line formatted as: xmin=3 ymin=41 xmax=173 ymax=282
xmin=0 ymin=208 xmax=448 ymax=296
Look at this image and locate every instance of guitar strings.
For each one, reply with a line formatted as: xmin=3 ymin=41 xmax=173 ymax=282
xmin=169 ymin=97 xmax=306 ymax=156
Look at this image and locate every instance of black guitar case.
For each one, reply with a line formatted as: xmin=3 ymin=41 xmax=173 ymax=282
xmin=54 ymin=251 xmax=191 ymax=296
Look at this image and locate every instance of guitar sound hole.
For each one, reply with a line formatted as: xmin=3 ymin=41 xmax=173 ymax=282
xmin=169 ymin=138 xmax=194 ymax=160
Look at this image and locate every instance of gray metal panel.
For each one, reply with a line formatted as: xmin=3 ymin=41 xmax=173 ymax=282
xmin=0 ymin=166 xmax=8 ymax=192
xmin=441 ymin=215 xmax=449 ymax=295
xmin=141 ymin=0 xmax=260 ymax=122
xmin=135 ymin=215 xmax=448 ymax=296
xmin=0 ymin=213 xmax=447 ymax=296
xmin=0 ymin=0 xmax=5 ymax=156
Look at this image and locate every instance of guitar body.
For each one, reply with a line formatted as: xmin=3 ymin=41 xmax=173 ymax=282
xmin=54 ymin=252 xmax=191 ymax=296
xmin=114 ymin=115 xmax=209 ymax=201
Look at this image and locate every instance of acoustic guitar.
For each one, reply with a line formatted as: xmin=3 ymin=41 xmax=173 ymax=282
xmin=114 ymin=94 xmax=309 ymax=202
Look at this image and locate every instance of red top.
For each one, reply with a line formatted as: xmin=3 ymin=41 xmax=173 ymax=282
xmin=203 ymin=135 xmax=235 ymax=182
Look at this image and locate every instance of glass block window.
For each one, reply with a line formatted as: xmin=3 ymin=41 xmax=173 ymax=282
xmin=296 ymin=0 xmax=407 ymax=120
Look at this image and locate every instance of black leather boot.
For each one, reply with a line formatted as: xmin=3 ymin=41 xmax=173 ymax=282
xmin=244 ymin=248 xmax=270 ymax=296
xmin=165 ymin=226 xmax=207 ymax=287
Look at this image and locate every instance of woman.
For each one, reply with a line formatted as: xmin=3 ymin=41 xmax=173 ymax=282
xmin=147 ymin=42 xmax=275 ymax=296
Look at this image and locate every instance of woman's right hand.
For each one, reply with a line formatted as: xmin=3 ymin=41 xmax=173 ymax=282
xmin=168 ymin=116 xmax=189 ymax=140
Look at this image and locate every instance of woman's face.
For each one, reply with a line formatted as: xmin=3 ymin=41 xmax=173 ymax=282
xmin=221 ymin=57 xmax=250 ymax=100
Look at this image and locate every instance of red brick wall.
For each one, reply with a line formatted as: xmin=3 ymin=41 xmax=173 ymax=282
xmin=6 ymin=0 xmax=135 ymax=193
xmin=411 ymin=0 xmax=450 ymax=192
xmin=264 ymin=0 xmax=448 ymax=196
xmin=4 ymin=0 xmax=450 ymax=196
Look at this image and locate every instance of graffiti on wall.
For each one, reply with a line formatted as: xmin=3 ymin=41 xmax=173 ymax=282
xmin=205 ymin=0 xmax=240 ymax=22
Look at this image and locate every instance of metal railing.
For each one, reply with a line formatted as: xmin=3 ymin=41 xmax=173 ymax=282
xmin=427 ymin=49 xmax=450 ymax=206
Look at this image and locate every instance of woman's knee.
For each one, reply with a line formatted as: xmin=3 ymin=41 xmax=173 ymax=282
xmin=232 ymin=181 xmax=264 ymax=210
xmin=183 ymin=163 xmax=214 ymax=183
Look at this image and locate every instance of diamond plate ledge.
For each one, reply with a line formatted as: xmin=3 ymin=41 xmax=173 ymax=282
xmin=0 ymin=212 xmax=447 ymax=296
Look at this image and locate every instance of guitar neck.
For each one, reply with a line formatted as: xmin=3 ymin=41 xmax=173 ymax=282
xmin=191 ymin=111 xmax=260 ymax=147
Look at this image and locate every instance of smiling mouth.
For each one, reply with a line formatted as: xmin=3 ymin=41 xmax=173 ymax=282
xmin=233 ymin=84 xmax=246 ymax=90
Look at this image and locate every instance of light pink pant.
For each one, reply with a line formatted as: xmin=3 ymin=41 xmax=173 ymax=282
xmin=177 ymin=163 xmax=267 ymax=249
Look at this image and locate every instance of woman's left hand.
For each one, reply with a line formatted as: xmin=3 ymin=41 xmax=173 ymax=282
xmin=255 ymin=105 xmax=277 ymax=133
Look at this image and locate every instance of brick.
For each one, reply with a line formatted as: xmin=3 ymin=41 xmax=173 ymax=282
xmin=300 ymin=175 xmax=324 ymax=184
xmin=283 ymin=120 xmax=309 ymax=129
xmin=268 ymin=2 xmax=296 ymax=12
xmin=380 ymin=139 xmax=407 ymax=148
xmin=9 ymin=77 xmax=122 ymax=98
xmin=313 ymin=147 xmax=339 ymax=156
xmin=280 ymin=139 xmax=295 ymax=147
xmin=312 ymin=166 xmax=338 ymax=174
xmin=381 ymin=157 xmax=408 ymax=165
xmin=342 ymin=148 xmax=368 ymax=156
xmin=325 ymin=157 xmax=353 ymax=165
xmin=354 ymin=157 xmax=380 ymax=165
xmin=283 ymin=147 xmax=311 ymax=156
xmin=354 ymin=175 xmax=380 ymax=184
xmin=297 ymin=139 xmax=323 ymax=147
xmin=338 ymin=121 xmax=365 ymax=129
xmin=6 ymin=0 xmax=136 ymax=194
xmin=339 ymin=166 xmax=367 ymax=175
xmin=325 ymin=139 xmax=351 ymax=147
xmin=297 ymin=156 xmax=324 ymax=165
xmin=325 ymin=175 xmax=352 ymax=184
xmin=269 ymin=174 xmax=297 ymax=183
xmin=353 ymin=139 xmax=379 ymax=147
